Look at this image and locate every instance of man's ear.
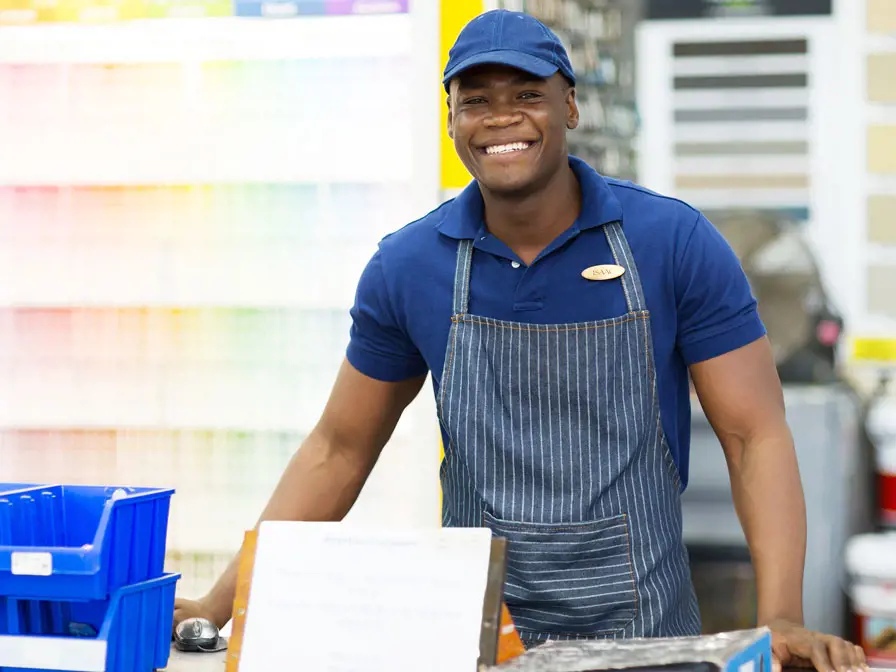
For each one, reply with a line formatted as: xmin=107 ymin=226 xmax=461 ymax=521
xmin=446 ymin=96 xmax=454 ymax=139
xmin=566 ymin=87 xmax=579 ymax=130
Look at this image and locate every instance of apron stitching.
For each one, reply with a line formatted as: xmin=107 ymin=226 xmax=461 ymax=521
xmin=458 ymin=314 xmax=648 ymax=333
xmin=606 ymin=222 xmax=636 ymax=312
xmin=622 ymin=511 xmax=640 ymax=627
xmin=437 ymin=320 xmax=462 ymax=419
xmin=641 ymin=311 xmax=682 ymax=490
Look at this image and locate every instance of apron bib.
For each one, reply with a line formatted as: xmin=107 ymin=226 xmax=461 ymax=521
xmin=437 ymin=221 xmax=701 ymax=644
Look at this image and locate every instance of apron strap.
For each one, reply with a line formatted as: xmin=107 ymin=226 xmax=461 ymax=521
xmin=603 ymin=220 xmax=646 ymax=313
xmin=452 ymin=238 xmax=475 ymax=315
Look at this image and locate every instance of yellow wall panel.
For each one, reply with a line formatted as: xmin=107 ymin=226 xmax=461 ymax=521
xmin=868 ymin=0 xmax=896 ymax=33
xmin=440 ymin=0 xmax=483 ymax=191
xmin=869 ymin=265 xmax=896 ymax=318
xmin=868 ymin=196 xmax=896 ymax=245
xmin=437 ymin=1 xmax=484 ymax=510
xmin=868 ymin=53 xmax=896 ymax=103
xmin=868 ymin=126 xmax=896 ymax=173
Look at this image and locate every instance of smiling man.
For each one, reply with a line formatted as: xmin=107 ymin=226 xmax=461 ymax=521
xmin=173 ymin=9 xmax=866 ymax=670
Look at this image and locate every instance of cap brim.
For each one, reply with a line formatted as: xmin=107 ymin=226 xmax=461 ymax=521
xmin=442 ymin=49 xmax=559 ymax=90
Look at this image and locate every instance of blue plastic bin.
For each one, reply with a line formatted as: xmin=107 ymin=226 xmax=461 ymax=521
xmin=0 ymin=484 xmax=173 ymax=601
xmin=0 ymin=572 xmax=179 ymax=672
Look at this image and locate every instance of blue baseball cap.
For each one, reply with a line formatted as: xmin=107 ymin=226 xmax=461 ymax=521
xmin=442 ymin=9 xmax=576 ymax=93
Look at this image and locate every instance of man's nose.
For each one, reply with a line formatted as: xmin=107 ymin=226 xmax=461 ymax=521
xmin=484 ymin=103 xmax=523 ymax=128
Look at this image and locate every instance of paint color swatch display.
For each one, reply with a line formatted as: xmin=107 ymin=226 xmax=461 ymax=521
xmin=0 ymin=13 xmax=441 ymax=598
xmin=0 ymin=428 xmax=297 ymax=551
xmin=665 ymin=37 xmax=813 ymax=221
xmin=0 ymin=182 xmax=416 ymax=306
xmin=0 ymin=57 xmax=416 ymax=185
xmin=863 ymin=0 xmax=896 ymax=328
xmin=0 ymin=307 xmax=354 ymax=430
xmin=0 ymin=0 xmax=407 ymax=24
xmin=0 ymin=183 xmax=413 ymax=244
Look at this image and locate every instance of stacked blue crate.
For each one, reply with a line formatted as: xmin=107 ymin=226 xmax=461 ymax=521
xmin=0 ymin=483 xmax=179 ymax=672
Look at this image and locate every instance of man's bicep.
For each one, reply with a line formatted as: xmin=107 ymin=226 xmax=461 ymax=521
xmin=689 ymin=337 xmax=787 ymax=451
xmin=318 ymin=358 xmax=426 ymax=455
xmin=325 ymin=247 xmax=429 ymax=456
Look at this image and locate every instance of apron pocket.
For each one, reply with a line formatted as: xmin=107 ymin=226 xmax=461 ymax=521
xmin=483 ymin=511 xmax=638 ymax=637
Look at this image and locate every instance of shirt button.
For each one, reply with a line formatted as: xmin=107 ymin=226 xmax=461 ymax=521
xmin=511 ymin=261 xmax=521 ymax=269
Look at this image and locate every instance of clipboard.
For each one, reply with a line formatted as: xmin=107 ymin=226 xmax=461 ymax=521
xmin=224 ymin=529 xmax=526 ymax=671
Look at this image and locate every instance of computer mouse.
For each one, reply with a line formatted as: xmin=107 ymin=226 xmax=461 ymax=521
xmin=174 ymin=617 xmax=223 ymax=652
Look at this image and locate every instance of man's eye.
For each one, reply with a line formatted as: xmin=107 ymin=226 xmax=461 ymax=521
xmin=519 ymin=92 xmax=542 ymax=100
xmin=463 ymin=97 xmax=486 ymax=105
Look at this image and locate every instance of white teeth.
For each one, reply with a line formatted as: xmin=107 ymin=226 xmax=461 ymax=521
xmin=485 ymin=142 xmax=531 ymax=155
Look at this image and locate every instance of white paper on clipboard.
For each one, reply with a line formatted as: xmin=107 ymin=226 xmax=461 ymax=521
xmin=238 ymin=522 xmax=493 ymax=672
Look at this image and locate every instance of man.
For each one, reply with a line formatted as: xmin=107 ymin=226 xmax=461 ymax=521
xmin=174 ymin=9 xmax=866 ymax=670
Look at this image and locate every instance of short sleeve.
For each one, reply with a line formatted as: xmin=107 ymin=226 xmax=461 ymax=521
xmin=674 ymin=213 xmax=767 ymax=365
xmin=346 ymin=247 xmax=429 ymax=382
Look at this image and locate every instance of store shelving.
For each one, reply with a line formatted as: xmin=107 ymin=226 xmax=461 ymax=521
xmin=496 ymin=0 xmax=640 ymax=181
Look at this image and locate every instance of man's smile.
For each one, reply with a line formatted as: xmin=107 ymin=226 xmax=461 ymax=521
xmin=477 ymin=139 xmax=540 ymax=157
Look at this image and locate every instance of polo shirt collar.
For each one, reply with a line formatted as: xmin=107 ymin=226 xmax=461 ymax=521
xmin=436 ymin=155 xmax=624 ymax=241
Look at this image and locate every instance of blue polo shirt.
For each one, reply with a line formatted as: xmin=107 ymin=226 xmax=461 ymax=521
xmin=346 ymin=156 xmax=765 ymax=488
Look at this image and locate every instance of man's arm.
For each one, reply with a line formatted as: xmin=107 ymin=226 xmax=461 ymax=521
xmin=690 ymin=339 xmax=868 ymax=672
xmin=688 ymin=336 xmax=805 ymax=626
xmin=673 ymin=211 xmax=865 ymax=672
xmin=176 ymin=358 xmax=425 ymax=628
xmin=673 ymin=213 xmax=806 ymax=618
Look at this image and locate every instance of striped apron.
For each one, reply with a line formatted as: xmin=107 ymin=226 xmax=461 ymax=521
xmin=437 ymin=220 xmax=701 ymax=644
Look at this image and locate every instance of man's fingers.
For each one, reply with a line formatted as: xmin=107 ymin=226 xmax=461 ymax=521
xmin=171 ymin=608 xmax=184 ymax=637
xmin=827 ymin=636 xmax=868 ymax=672
xmin=828 ymin=637 xmax=857 ymax=672
xmin=848 ymin=643 xmax=869 ymax=672
xmin=808 ymin=638 xmax=835 ymax=672
xmin=768 ymin=623 xmax=867 ymax=672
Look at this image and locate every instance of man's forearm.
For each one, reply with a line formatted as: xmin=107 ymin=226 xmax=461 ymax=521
xmin=201 ymin=430 xmax=377 ymax=627
xmin=724 ymin=428 xmax=807 ymax=626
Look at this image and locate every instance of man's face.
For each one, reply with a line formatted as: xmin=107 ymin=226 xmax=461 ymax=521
xmin=447 ymin=65 xmax=578 ymax=197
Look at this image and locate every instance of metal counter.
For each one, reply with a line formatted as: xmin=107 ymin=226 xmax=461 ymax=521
xmin=164 ymin=647 xmax=226 ymax=671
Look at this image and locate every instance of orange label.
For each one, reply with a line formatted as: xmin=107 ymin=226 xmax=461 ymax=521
xmin=497 ymin=603 xmax=526 ymax=664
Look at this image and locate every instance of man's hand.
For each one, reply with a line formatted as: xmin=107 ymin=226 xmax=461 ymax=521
xmin=768 ymin=620 xmax=867 ymax=672
xmin=171 ymin=597 xmax=223 ymax=636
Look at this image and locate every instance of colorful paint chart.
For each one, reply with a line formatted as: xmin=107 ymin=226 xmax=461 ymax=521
xmin=0 ymin=181 xmax=414 ymax=307
xmin=233 ymin=0 xmax=407 ymax=18
xmin=0 ymin=0 xmax=406 ymax=22
xmin=0 ymin=428 xmax=298 ymax=554
xmin=0 ymin=183 xmax=412 ymax=244
xmin=0 ymin=58 xmax=415 ymax=185
xmin=0 ymin=307 xmax=351 ymax=367
xmin=0 ymin=18 xmax=438 ymax=601
xmin=145 ymin=0 xmax=232 ymax=19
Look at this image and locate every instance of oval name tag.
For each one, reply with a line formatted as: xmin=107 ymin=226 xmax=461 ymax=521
xmin=581 ymin=264 xmax=625 ymax=281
